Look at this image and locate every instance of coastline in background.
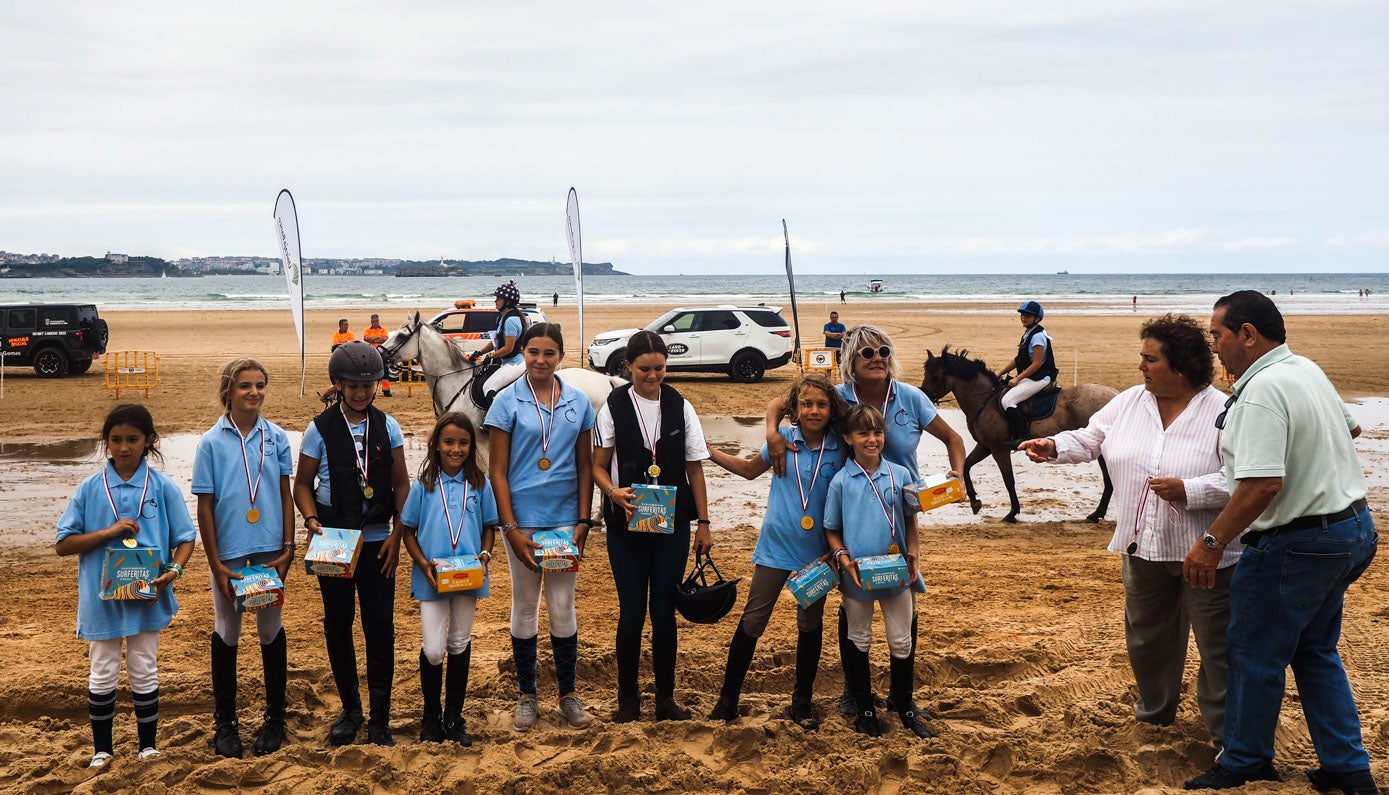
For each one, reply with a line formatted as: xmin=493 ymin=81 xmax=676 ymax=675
xmin=1 ymin=272 xmax=1385 ymax=316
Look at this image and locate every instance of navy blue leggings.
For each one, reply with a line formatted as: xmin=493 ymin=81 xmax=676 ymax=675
xmin=606 ymin=522 xmax=691 ymax=637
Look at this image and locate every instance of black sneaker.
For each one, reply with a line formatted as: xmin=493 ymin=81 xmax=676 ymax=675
xmin=853 ymin=708 xmax=882 ymax=738
xmin=251 ymin=717 xmax=285 ymax=756
xmin=1184 ymin=762 xmax=1280 ymax=790
xmin=214 ymin=720 xmax=244 ymax=758
xmin=329 ymin=709 xmax=363 ymax=746
xmin=1307 ymin=767 xmax=1379 ymax=795
xmin=445 ymin=718 xmax=473 ymax=747
xmin=418 ymin=714 xmax=445 ymax=743
xmin=708 ymin=696 xmax=738 ymax=723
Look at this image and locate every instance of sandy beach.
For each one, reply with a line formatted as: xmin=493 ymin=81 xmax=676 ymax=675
xmin=1 ymin=300 xmax=1386 ymax=794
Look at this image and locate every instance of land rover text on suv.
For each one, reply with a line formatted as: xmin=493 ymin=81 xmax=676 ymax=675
xmin=588 ymin=305 xmax=791 ymax=383
xmin=0 ymin=303 xmax=109 ymax=377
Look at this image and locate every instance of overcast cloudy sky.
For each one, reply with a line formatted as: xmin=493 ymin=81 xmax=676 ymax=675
xmin=2 ymin=2 xmax=1385 ymax=274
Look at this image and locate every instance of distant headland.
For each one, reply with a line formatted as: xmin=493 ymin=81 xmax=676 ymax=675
xmin=0 ymin=251 xmax=627 ymax=278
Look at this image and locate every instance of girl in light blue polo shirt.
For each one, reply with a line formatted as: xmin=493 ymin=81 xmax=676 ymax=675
xmin=192 ymin=358 xmax=295 ymax=758
xmin=823 ymin=404 xmax=931 ymax=740
xmin=402 ymin=412 xmax=498 ymax=747
xmin=485 ymin=323 xmax=596 ymax=732
xmin=706 ymin=373 xmax=847 ymax=729
xmin=56 ymin=404 xmax=196 ymax=768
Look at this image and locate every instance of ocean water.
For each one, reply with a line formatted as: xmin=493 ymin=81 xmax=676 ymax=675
xmin=1 ymin=272 xmax=1385 ymax=316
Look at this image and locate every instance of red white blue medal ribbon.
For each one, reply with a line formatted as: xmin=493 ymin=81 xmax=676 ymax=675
xmin=854 ymin=459 xmax=897 ymax=545
xmin=439 ymin=475 xmax=471 ymax=551
xmin=526 ymin=376 xmax=558 ymax=471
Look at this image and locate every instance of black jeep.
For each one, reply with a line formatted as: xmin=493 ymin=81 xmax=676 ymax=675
xmin=0 ymin=303 xmax=109 ymax=377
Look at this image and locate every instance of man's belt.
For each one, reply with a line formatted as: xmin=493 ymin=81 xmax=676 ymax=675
xmin=1270 ymin=498 xmax=1369 ymax=534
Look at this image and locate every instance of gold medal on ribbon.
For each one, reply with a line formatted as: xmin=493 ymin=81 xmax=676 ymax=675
xmin=122 ymin=536 xmax=138 ymax=548
xmin=538 ymin=457 xmax=552 ymax=471
xmin=647 ymin=463 xmax=661 ymax=479
xmin=246 ymin=508 xmax=261 ymax=523
xmin=800 ymin=515 xmax=815 ymax=531
xmin=888 ymin=543 xmax=900 ymax=554
xmin=363 ymin=485 xmax=375 ymax=499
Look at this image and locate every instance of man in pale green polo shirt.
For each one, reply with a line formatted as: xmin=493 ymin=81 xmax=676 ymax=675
xmin=1183 ymin=290 xmax=1376 ymax=794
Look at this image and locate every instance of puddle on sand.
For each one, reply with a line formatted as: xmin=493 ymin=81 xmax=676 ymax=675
xmin=5 ymin=405 xmax=1386 ymax=546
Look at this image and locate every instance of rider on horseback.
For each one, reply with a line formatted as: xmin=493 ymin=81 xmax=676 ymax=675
xmin=465 ymin=281 xmax=531 ymax=407
xmin=995 ymin=300 xmax=1058 ymax=448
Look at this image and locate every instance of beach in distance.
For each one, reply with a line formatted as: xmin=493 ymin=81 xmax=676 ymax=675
xmin=1 ymin=297 xmax=1387 ymax=794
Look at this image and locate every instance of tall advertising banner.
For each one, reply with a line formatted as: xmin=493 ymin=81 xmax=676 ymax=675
xmin=565 ymin=188 xmax=585 ymax=366
xmin=783 ymin=220 xmax=802 ymax=367
xmin=273 ymin=189 xmax=306 ymax=394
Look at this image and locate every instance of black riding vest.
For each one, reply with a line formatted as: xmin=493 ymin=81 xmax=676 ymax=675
xmin=495 ymin=307 xmax=530 ymax=350
xmin=1014 ymin=324 xmax=1059 ymax=382
xmin=312 ymin=404 xmax=395 ymax=529
xmin=603 ymin=383 xmax=696 ymax=531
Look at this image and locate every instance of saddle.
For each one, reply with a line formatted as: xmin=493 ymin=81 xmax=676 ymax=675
xmin=470 ymin=362 xmax=500 ymax=411
xmin=994 ymin=382 xmax=1062 ymax=422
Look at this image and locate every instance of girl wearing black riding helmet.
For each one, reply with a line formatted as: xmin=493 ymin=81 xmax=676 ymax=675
xmin=293 ymin=341 xmax=410 ymax=747
xmin=466 ymin=281 xmax=530 ymax=399
xmin=995 ymin=300 xmax=1059 ymax=446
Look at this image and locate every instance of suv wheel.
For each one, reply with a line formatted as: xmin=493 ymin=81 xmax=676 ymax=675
xmin=606 ymin=349 xmax=629 ymax=378
xmin=34 ymin=347 xmax=69 ymax=378
xmin=728 ymin=350 xmax=766 ymax=383
xmin=69 ymin=359 xmax=94 ymax=375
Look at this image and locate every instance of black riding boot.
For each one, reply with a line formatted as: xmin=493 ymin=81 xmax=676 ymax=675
xmin=709 ymin=625 xmax=758 ymax=722
xmin=211 ymin=633 xmax=243 ymax=758
xmin=890 ymin=653 xmax=932 ymax=739
xmin=445 ymin=646 xmax=472 ymax=746
xmin=836 ymin=606 xmax=864 ymax=717
xmin=418 ymin=651 xmax=445 ymax=743
xmin=325 ymin=621 xmax=363 ymax=746
xmin=365 ymin=636 xmax=395 ymax=746
xmin=789 ymin=628 xmax=823 ymax=728
xmin=252 ymin=629 xmax=287 ymax=755
xmin=1005 ymin=406 xmax=1029 ymax=448
xmin=842 ymin=643 xmax=881 ymax=737
xmin=886 ymin=612 xmax=932 ymax=720
xmin=613 ymin=627 xmax=642 ymax=722
xmin=652 ymin=630 xmax=690 ymax=721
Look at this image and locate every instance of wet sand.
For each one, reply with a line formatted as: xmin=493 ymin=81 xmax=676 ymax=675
xmin=0 ymin=301 xmax=1386 ymax=794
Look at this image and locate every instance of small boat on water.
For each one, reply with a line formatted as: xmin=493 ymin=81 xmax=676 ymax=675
xmin=868 ymin=279 xmax=885 ymax=293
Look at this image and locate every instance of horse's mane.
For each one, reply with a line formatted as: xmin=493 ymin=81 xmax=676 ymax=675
xmin=937 ymin=344 xmax=1003 ymax=386
xmin=416 ymin=321 xmax=473 ymax=368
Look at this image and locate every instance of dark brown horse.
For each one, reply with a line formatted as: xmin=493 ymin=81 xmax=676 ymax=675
xmin=921 ymin=346 xmax=1118 ymax=523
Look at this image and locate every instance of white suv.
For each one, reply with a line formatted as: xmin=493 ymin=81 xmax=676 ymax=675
xmin=587 ymin=305 xmax=792 ymax=383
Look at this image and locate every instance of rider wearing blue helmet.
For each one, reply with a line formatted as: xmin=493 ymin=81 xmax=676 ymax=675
xmin=995 ymin=301 xmax=1058 ymax=447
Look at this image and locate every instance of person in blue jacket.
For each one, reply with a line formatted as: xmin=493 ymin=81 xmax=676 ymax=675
xmin=823 ymin=404 xmax=931 ymax=740
xmin=706 ymin=373 xmax=848 ymax=728
xmin=401 ymin=412 xmax=498 ymax=746
xmin=56 ymin=404 xmax=196 ymax=768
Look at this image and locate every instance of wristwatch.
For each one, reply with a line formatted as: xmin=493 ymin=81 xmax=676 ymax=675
xmin=1202 ymin=533 xmax=1227 ymax=551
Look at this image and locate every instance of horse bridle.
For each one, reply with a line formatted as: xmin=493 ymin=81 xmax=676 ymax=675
xmin=379 ymin=320 xmax=484 ymax=413
xmin=928 ymin=364 xmax=1005 ymax=430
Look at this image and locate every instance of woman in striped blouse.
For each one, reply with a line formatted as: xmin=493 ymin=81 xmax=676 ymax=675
xmin=1018 ymin=314 xmax=1235 ymax=748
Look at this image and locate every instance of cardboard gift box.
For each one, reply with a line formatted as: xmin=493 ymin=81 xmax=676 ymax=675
xmin=232 ymin=565 xmax=285 ymax=612
xmin=101 ymin=548 xmax=161 ymax=601
xmin=628 ymin=484 xmax=676 ymax=534
xmin=905 ymin=474 xmax=964 ymax=513
xmin=856 ymin=554 xmax=909 ymax=591
xmin=786 ymin=559 xmax=838 ymax=608
xmin=433 ymin=555 xmax=486 ymax=593
xmin=532 ymin=529 xmax=581 ymax=573
xmin=304 ymin=527 xmax=363 ymax=577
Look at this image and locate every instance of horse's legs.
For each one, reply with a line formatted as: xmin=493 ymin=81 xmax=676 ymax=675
xmin=1086 ymin=455 xmax=1114 ymax=523
xmin=992 ymin=448 xmax=1021 ymax=524
xmin=962 ymin=443 xmax=991 ymax=515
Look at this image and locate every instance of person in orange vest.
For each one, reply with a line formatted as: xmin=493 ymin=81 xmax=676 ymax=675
xmin=363 ymin=314 xmax=393 ymax=397
xmin=331 ymin=319 xmax=354 ymax=351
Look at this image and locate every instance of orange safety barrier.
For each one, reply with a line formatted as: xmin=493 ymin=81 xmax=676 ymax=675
xmin=104 ymin=351 xmax=162 ymax=398
xmin=395 ymin=359 xmax=426 ymax=397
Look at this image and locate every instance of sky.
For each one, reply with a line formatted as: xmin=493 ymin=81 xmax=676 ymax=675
xmin=2 ymin=2 xmax=1386 ymax=275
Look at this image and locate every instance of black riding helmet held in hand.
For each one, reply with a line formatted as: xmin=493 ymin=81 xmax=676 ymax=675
xmin=675 ymin=550 xmax=741 ymax=624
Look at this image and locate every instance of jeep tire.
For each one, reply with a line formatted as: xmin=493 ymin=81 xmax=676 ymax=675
xmin=69 ymin=358 xmax=94 ymax=375
xmin=729 ymin=350 xmax=766 ymax=383
xmin=34 ymin=347 xmax=69 ymax=378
